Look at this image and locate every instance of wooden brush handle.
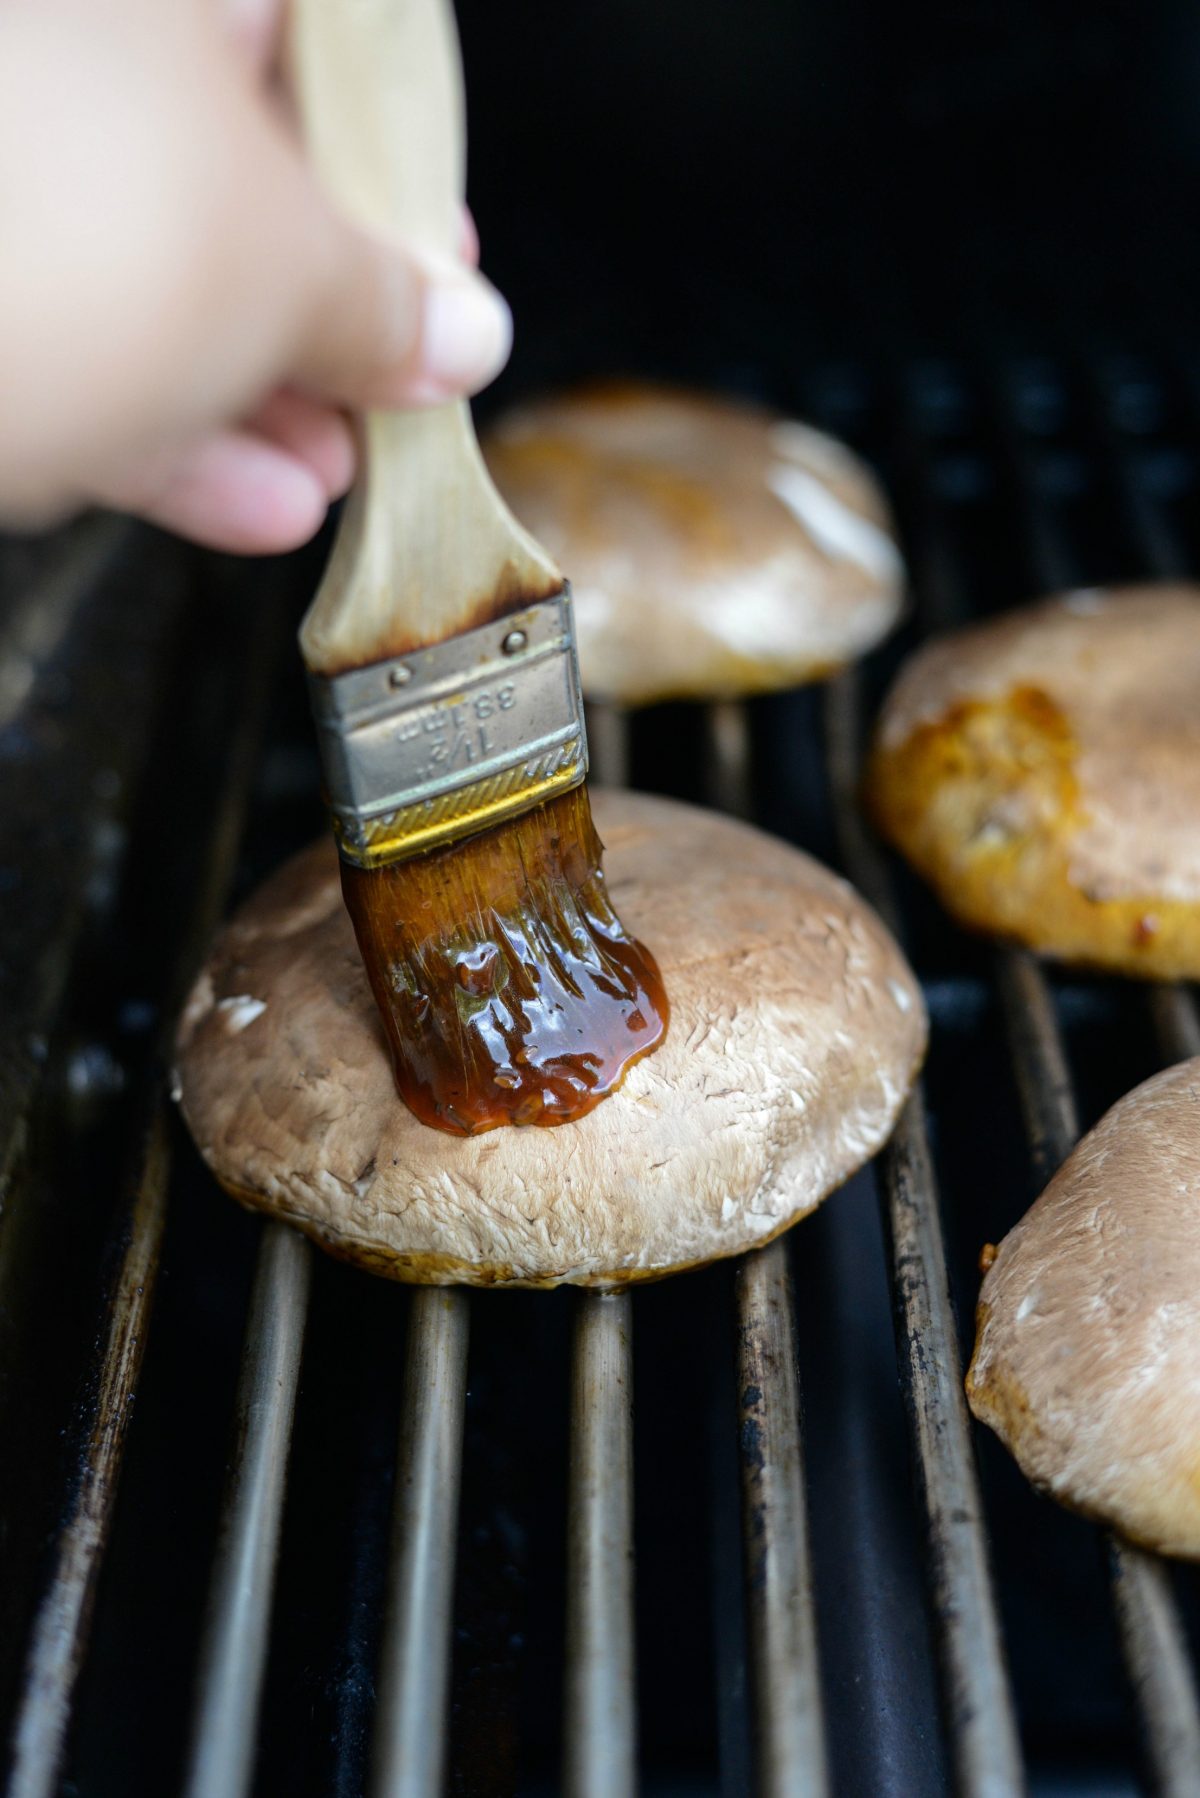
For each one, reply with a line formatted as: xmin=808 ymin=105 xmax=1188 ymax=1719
xmin=290 ymin=0 xmax=561 ymax=677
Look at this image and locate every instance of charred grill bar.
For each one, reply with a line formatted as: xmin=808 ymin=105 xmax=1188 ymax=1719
xmin=824 ymin=671 xmax=1025 ymax=1797
xmin=733 ymin=1240 xmax=828 ymax=1798
xmin=564 ymin=1291 xmax=636 ymax=1798
xmin=877 ymin=350 xmax=1200 ymax=1790
xmin=370 ymin=1287 xmax=471 ymax=1798
xmin=3 ymin=354 xmax=1200 ymax=1794
xmin=183 ymin=1224 xmax=312 ymax=1798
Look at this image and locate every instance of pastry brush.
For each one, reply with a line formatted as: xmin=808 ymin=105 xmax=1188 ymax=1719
xmin=290 ymin=0 xmax=666 ymax=1136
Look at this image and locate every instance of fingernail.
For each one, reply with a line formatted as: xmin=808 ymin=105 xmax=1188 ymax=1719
xmin=417 ymin=268 xmax=512 ymax=399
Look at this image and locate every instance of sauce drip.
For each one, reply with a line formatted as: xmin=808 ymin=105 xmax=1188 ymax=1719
xmin=341 ymin=786 xmax=668 ymax=1135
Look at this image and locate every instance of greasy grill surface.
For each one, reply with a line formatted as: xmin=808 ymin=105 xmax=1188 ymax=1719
xmin=3 ymin=353 xmax=1200 ymax=1796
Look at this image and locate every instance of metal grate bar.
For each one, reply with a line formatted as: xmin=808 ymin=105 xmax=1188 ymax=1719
xmin=588 ymin=691 xmax=829 ymax=1794
xmin=826 ymin=669 xmax=1027 ymax=1797
xmin=734 ymin=1241 xmax=829 ymax=1797
xmin=925 ymin=361 xmax=1200 ymax=1790
xmin=370 ymin=1287 xmax=470 ymax=1798
xmin=8 ymin=1105 xmax=171 ymax=1798
xmin=1109 ymin=1543 xmax=1200 ymax=1798
xmin=1085 ymin=358 xmax=1200 ymax=1076
xmin=874 ymin=1085 xmax=1026 ymax=1798
xmin=905 ymin=359 xmax=1200 ymax=1789
xmin=585 ymin=704 xmax=629 ymax=794
xmin=0 ymin=518 xmax=143 ymax=1200
xmin=701 ymin=695 xmax=830 ymax=1795
xmin=564 ymin=1291 xmax=637 ymax=1798
xmin=1149 ymin=985 xmax=1200 ymax=1066
xmin=1089 ymin=375 xmax=1200 ymax=1720
xmin=6 ymin=591 xmax=285 ymax=1798
xmin=996 ymin=949 xmax=1078 ymax=1180
xmin=705 ymin=700 xmax=754 ymax=818
xmin=995 ymin=943 xmax=1200 ymax=1796
xmin=182 ymin=1223 xmax=312 ymax=1798
xmin=585 ymin=701 xmax=631 ymax=790
xmin=560 ymin=715 xmax=641 ymax=1798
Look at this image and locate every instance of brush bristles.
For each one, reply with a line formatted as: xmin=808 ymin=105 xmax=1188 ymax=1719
xmin=340 ymin=786 xmax=668 ymax=1135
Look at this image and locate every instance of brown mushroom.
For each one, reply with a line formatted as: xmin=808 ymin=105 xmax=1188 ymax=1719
xmin=866 ymin=584 xmax=1200 ymax=978
xmin=481 ymin=382 xmax=905 ymax=708
xmin=967 ymin=1058 xmax=1200 ymax=1559
xmin=175 ymin=791 xmax=926 ymax=1287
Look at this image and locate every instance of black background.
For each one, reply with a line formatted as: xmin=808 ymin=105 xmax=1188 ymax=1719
xmin=457 ymin=0 xmax=1200 ymax=383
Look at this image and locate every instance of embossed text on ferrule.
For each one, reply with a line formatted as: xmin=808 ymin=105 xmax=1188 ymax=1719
xmin=308 ymin=588 xmax=588 ymax=864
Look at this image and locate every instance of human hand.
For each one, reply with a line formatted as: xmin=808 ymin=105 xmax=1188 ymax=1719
xmin=0 ymin=0 xmax=510 ymax=552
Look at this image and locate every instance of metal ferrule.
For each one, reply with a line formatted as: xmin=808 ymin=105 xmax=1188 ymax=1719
xmin=308 ymin=587 xmax=588 ymax=868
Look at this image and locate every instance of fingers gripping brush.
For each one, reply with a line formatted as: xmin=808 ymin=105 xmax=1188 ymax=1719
xmin=290 ymin=0 xmax=666 ymax=1136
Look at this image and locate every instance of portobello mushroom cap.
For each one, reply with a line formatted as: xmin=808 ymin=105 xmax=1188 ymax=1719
xmin=481 ymin=382 xmax=905 ymax=707
xmin=867 ymin=584 xmax=1200 ymax=977
xmin=969 ymin=1057 xmax=1200 ymax=1558
xmin=175 ymin=791 xmax=926 ymax=1287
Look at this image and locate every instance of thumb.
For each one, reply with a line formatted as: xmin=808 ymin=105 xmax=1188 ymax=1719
xmin=291 ymin=209 xmax=513 ymax=411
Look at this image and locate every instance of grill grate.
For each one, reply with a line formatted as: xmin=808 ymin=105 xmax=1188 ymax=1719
xmin=893 ymin=354 xmax=1200 ymax=1796
xmin=3 ymin=352 xmax=1200 ymax=1795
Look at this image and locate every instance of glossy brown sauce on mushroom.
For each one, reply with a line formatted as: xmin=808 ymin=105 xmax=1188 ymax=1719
xmin=341 ymin=786 xmax=668 ymax=1134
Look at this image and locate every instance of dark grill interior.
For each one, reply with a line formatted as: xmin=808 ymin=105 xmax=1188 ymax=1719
xmin=7 ymin=7 xmax=1200 ymax=1786
xmin=4 ymin=346 xmax=1200 ymax=1797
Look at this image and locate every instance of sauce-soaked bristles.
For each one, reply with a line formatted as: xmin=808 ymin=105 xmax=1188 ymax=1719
xmin=341 ymin=786 xmax=668 ymax=1134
